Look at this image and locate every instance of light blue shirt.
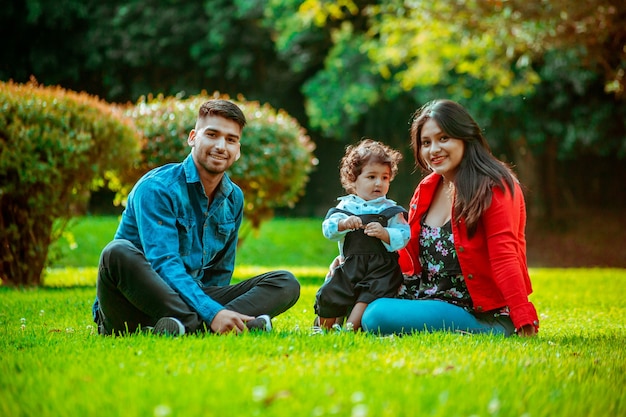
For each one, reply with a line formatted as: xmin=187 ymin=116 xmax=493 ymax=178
xmin=323 ymin=194 xmax=411 ymax=258
xmin=94 ymin=154 xmax=243 ymax=324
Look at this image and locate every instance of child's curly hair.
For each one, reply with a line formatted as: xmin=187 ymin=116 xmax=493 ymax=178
xmin=339 ymin=138 xmax=403 ymax=194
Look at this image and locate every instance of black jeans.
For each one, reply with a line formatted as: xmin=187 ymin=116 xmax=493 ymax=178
xmin=95 ymin=240 xmax=300 ymax=335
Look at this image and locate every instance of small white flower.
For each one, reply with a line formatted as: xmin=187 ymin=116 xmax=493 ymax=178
xmin=392 ymin=359 xmax=405 ymax=368
xmin=351 ymin=404 xmax=368 ymax=417
xmin=312 ymin=406 xmax=325 ymax=416
xmin=488 ymin=398 xmax=500 ymax=414
xmin=252 ymin=386 xmax=268 ymax=402
xmin=351 ymin=391 xmax=365 ymax=403
xmin=153 ymin=404 xmax=171 ymax=417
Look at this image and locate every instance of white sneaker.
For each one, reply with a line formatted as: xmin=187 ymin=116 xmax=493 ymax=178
xmin=153 ymin=317 xmax=185 ymax=337
xmin=246 ymin=315 xmax=272 ymax=332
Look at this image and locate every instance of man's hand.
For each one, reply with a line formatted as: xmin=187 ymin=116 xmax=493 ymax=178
xmin=210 ymin=310 xmax=254 ymax=334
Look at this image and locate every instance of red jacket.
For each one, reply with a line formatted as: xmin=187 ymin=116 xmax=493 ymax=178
xmin=398 ymin=172 xmax=539 ymax=331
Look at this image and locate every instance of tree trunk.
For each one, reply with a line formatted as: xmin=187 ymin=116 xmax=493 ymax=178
xmin=509 ymin=135 xmax=542 ymax=220
xmin=542 ymin=135 xmax=560 ymax=222
xmin=0 ymin=198 xmax=51 ymax=287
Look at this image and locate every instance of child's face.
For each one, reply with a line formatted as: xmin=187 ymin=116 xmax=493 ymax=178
xmin=353 ymin=162 xmax=391 ymax=201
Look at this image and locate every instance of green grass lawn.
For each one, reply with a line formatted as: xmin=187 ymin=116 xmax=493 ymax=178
xmin=2 ymin=217 xmax=625 ymax=416
xmin=49 ymin=216 xmax=338 ymax=270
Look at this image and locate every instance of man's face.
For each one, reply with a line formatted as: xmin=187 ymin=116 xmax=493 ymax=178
xmin=188 ymin=115 xmax=242 ymax=176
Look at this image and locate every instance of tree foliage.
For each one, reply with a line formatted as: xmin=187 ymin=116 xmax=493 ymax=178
xmin=270 ymin=0 xmax=542 ymax=137
xmin=0 ymin=80 xmax=141 ymax=286
xmin=1 ymin=0 xmax=624 ymax=222
xmin=270 ymin=0 xmax=625 ymax=138
xmin=83 ymin=0 xmax=278 ymax=101
xmin=264 ymin=0 xmax=626 ymax=218
xmin=1 ymin=0 xmax=296 ymax=105
xmin=483 ymin=0 xmax=626 ymax=98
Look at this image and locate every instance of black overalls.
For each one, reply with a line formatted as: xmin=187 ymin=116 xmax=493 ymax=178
xmin=314 ymin=206 xmax=408 ymax=318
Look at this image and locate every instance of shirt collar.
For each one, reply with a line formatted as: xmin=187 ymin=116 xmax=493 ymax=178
xmin=337 ymin=194 xmax=396 ymax=206
xmin=182 ymin=153 xmax=233 ymax=197
xmin=183 ymin=153 xmax=201 ymax=184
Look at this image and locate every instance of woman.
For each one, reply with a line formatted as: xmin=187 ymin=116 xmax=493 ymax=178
xmin=361 ymin=99 xmax=539 ymax=337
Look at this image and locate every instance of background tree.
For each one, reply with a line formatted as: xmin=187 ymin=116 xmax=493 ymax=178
xmin=267 ymin=0 xmax=626 ymax=218
xmin=1 ymin=0 xmax=624 ymax=228
xmin=478 ymin=0 xmax=626 ymax=98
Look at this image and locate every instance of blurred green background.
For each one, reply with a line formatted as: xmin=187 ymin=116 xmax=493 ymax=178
xmin=3 ymin=0 xmax=625 ymax=267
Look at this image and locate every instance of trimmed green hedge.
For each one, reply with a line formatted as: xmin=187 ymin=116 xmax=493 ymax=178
xmin=0 ymin=80 xmax=141 ymax=286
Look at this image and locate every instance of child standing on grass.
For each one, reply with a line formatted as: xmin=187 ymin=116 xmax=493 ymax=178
xmin=314 ymin=139 xmax=410 ymax=331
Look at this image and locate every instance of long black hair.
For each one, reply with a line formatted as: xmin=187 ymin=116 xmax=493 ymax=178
xmin=410 ymin=99 xmax=516 ymax=236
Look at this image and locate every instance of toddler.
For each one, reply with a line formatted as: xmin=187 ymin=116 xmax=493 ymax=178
xmin=314 ymin=139 xmax=410 ymax=331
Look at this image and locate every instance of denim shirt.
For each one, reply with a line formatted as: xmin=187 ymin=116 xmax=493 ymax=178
xmin=95 ymin=153 xmax=243 ymax=325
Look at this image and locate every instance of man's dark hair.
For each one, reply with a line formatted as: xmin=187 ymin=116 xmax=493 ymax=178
xmin=198 ymin=99 xmax=247 ymax=129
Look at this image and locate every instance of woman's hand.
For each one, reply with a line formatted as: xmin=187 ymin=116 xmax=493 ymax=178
xmin=326 ymin=255 xmax=343 ymax=280
xmin=517 ymin=324 xmax=537 ymax=337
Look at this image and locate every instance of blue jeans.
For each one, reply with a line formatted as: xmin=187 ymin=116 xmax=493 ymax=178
xmin=361 ymin=298 xmax=515 ymax=336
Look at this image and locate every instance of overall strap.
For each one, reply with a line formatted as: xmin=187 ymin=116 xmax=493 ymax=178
xmin=325 ymin=206 xmax=408 ymax=222
xmin=325 ymin=207 xmax=355 ymax=219
xmin=326 ymin=205 xmax=408 ymax=256
xmin=378 ymin=205 xmax=408 ymax=221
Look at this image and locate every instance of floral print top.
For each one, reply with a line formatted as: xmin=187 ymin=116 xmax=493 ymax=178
xmin=397 ymin=216 xmax=472 ymax=310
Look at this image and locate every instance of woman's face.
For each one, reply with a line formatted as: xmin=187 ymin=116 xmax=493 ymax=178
xmin=419 ymin=118 xmax=465 ymax=180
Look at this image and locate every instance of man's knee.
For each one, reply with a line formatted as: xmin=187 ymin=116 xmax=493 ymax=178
xmin=266 ymin=270 xmax=300 ymax=303
xmin=100 ymin=239 xmax=137 ymax=267
xmin=280 ymin=270 xmax=301 ymax=299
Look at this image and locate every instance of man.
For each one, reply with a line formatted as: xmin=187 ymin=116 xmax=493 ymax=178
xmin=93 ymin=99 xmax=300 ymax=335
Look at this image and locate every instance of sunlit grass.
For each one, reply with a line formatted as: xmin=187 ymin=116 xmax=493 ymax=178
xmin=50 ymin=216 xmax=338 ymax=269
xmin=2 ymin=269 xmax=625 ymax=417
xmin=5 ymin=217 xmax=625 ymax=416
xmin=43 ymin=266 xmax=328 ymax=288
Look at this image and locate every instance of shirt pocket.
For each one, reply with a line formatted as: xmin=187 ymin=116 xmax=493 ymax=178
xmin=176 ymin=217 xmax=196 ymax=257
xmin=216 ymin=220 xmax=236 ymax=241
